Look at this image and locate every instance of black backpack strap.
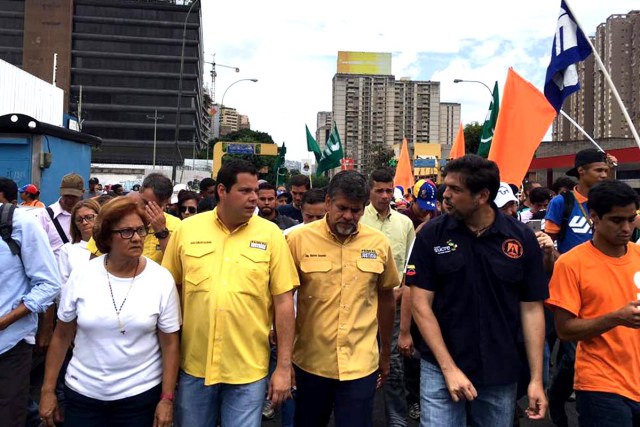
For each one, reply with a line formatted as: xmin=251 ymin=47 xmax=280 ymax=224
xmin=558 ymin=191 xmax=576 ymax=241
xmin=46 ymin=206 xmax=70 ymax=244
xmin=0 ymin=204 xmax=22 ymax=261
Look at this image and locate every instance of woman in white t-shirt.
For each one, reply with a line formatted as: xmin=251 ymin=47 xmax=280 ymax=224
xmin=39 ymin=198 xmax=181 ymax=427
xmin=57 ymin=199 xmax=101 ymax=285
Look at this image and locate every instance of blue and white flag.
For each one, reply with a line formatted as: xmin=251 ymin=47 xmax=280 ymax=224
xmin=544 ymin=0 xmax=592 ymax=112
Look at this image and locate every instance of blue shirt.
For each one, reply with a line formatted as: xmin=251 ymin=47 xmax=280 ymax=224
xmin=407 ymin=210 xmax=548 ymax=386
xmin=0 ymin=204 xmax=61 ymax=355
xmin=545 ymin=191 xmax=592 ymax=254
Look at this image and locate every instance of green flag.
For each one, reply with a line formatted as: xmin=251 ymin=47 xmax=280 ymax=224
xmin=306 ymin=125 xmax=322 ymax=163
xmin=477 ymin=81 xmax=500 ymax=158
xmin=317 ymin=122 xmax=344 ymax=176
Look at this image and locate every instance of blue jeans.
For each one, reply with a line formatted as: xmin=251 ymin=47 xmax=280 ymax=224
xmin=576 ymin=391 xmax=640 ymax=427
xmin=420 ymin=359 xmax=517 ymax=427
xmin=174 ymin=370 xmax=267 ymax=427
xmin=294 ymin=366 xmax=377 ymax=427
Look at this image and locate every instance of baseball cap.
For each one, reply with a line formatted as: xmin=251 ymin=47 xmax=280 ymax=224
xmin=413 ymin=179 xmax=437 ymax=212
xmin=60 ymin=173 xmax=84 ymax=197
xmin=170 ymin=184 xmax=188 ymax=204
xmin=19 ymin=184 xmax=39 ymax=195
xmin=494 ymin=182 xmax=518 ymax=208
xmin=566 ymin=149 xmax=607 ymax=177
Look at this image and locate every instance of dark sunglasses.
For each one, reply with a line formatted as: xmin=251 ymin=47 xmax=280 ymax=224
xmin=180 ymin=206 xmax=197 ymax=214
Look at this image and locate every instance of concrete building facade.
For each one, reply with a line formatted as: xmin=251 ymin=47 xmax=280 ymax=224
xmin=316 ymin=111 xmax=332 ymax=148
xmin=332 ymin=69 xmax=456 ymax=172
xmin=0 ymin=0 xmax=209 ymax=166
xmin=439 ymin=102 xmax=461 ymax=145
xmin=220 ymin=107 xmax=238 ymax=137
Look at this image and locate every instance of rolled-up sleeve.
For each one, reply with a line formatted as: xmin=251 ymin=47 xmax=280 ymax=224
xmin=20 ymin=214 xmax=61 ymax=313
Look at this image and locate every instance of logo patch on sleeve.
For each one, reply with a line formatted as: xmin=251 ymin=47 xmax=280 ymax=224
xmin=250 ymin=241 xmax=267 ymax=250
xmin=361 ymin=249 xmax=378 ymax=259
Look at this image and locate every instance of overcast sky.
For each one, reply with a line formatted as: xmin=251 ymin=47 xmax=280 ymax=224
xmin=201 ymin=1 xmax=638 ymax=162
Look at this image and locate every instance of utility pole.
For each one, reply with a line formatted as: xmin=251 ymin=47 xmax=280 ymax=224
xmin=52 ymin=53 xmax=58 ymax=86
xmin=146 ymin=109 xmax=164 ymax=169
xmin=78 ymin=85 xmax=84 ymax=130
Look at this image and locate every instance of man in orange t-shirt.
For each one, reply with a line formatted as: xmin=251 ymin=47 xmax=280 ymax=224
xmin=18 ymin=184 xmax=45 ymax=209
xmin=546 ymin=180 xmax=640 ymax=426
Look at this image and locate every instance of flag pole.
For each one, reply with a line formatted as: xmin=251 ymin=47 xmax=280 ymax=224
xmin=559 ymin=110 xmax=604 ymax=152
xmin=563 ymin=0 xmax=640 ymax=150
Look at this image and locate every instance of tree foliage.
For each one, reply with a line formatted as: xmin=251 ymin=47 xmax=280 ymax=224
xmin=209 ymin=129 xmax=281 ymax=183
xmin=311 ymin=175 xmax=330 ymax=188
xmin=463 ymin=122 xmax=483 ymax=156
xmin=365 ymin=144 xmax=396 ymax=175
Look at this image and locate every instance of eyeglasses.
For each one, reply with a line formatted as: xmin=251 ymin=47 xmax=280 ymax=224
xmin=74 ymin=214 xmax=97 ymax=224
xmin=111 ymin=227 xmax=148 ymax=239
xmin=180 ymin=206 xmax=197 ymax=214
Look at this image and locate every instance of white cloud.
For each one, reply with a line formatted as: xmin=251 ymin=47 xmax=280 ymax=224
xmin=201 ymin=0 xmax=639 ymax=161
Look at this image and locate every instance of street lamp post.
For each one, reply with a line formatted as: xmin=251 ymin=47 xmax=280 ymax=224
xmin=453 ymin=79 xmax=493 ymax=97
xmin=146 ymin=109 xmax=164 ymax=169
xmin=172 ymin=0 xmax=199 ymax=183
xmin=219 ymin=78 xmax=258 ymax=137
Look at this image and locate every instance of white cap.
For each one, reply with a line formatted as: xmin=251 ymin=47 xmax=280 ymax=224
xmin=170 ymin=184 xmax=188 ymax=204
xmin=494 ymin=182 xmax=518 ymax=208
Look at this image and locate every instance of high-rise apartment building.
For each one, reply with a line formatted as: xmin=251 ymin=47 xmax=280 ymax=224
xmin=316 ymin=111 xmax=332 ymax=147
xmin=552 ymin=11 xmax=639 ymax=141
xmin=0 ymin=0 xmax=208 ymax=165
xmin=439 ymin=102 xmax=461 ymax=145
xmin=331 ymin=51 xmax=456 ymax=172
xmin=394 ymin=78 xmax=441 ymax=147
xmin=220 ymin=107 xmax=239 ymax=136
xmin=239 ymin=114 xmax=250 ymax=131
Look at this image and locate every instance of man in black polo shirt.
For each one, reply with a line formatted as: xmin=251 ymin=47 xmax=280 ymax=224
xmin=277 ymin=174 xmax=310 ymax=223
xmin=257 ymin=182 xmax=298 ymax=230
xmin=408 ymin=155 xmax=548 ymax=426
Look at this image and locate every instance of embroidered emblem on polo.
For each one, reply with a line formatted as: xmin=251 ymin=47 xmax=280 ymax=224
xmin=502 ymin=239 xmax=524 ymax=259
xmin=250 ymin=241 xmax=267 ymax=250
xmin=434 ymin=240 xmax=458 ymax=254
xmin=361 ymin=249 xmax=377 ymax=259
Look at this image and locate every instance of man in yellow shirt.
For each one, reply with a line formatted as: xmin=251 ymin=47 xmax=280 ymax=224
xmin=162 ymin=159 xmax=298 ymax=427
xmin=360 ymin=168 xmax=415 ymax=427
xmin=287 ymin=170 xmax=399 ymax=427
xmin=87 ymin=173 xmax=180 ymax=264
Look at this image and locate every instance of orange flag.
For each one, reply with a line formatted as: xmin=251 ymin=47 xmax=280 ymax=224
xmin=488 ymin=68 xmax=557 ymax=185
xmin=394 ymin=138 xmax=414 ymax=193
xmin=450 ymin=122 xmax=465 ymax=159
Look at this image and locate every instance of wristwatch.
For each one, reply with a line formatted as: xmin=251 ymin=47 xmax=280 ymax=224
xmin=154 ymin=228 xmax=170 ymax=239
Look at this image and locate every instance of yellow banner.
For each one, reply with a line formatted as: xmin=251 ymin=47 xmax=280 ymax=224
xmin=337 ymin=51 xmax=392 ymax=75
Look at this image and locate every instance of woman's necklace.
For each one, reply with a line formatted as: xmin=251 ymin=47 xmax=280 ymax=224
xmin=104 ymin=254 xmax=140 ymax=335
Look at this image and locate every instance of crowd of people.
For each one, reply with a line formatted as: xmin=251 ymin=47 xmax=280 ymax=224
xmin=0 ymin=149 xmax=638 ymax=427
